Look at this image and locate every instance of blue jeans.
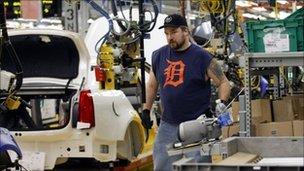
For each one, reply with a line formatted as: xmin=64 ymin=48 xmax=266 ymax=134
xmin=153 ymin=120 xmax=202 ymax=171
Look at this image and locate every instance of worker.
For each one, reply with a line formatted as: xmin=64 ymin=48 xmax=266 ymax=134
xmin=141 ymin=14 xmax=231 ymax=171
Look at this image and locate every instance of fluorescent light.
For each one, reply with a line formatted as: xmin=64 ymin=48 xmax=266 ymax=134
xmin=236 ymin=0 xmax=258 ymax=7
xmin=242 ymin=13 xmax=267 ymax=20
xmin=269 ymin=11 xmax=291 ymax=19
xmin=277 ymin=0 xmax=289 ymax=5
xmin=236 ymin=1 xmax=252 ymax=7
xmin=252 ymin=7 xmax=267 ymax=12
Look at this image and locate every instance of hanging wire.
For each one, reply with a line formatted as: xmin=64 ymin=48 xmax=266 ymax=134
xmin=111 ymin=0 xmax=128 ymax=31
xmin=83 ymin=0 xmax=113 ymax=53
xmin=111 ymin=17 xmax=131 ymax=36
xmin=139 ymin=0 xmax=159 ymax=32
xmin=118 ymin=0 xmax=128 ymax=20
xmin=0 ymin=1 xmax=23 ymax=92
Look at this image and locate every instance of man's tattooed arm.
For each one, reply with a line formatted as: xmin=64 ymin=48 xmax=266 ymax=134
xmin=208 ymin=58 xmax=225 ymax=81
xmin=207 ymin=58 xmax=231 ymax=101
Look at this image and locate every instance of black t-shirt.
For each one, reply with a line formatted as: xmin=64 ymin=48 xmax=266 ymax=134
xmin=152 ymin=44 xmax=212 ymax=125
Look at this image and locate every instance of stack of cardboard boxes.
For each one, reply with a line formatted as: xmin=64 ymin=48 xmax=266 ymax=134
xmin=270 ymin=95 xmax=304 ymax=136
xmin=222 ymin=95 xmax=304 ymax=139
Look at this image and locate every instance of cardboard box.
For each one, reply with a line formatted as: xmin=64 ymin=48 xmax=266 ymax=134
xmin=257 ymin=121 xmax=293 ymax=136
xmin=221 ymin=123 xmax=239 ymax=139
xmin=232 ymin=99 xmax=272 ymax=123
xmin=273 ymin=99 xmax=295 ymax=122
xmin=299 ymin=97 xmax=304 ymax=120
xmin=283 ymin=95 xmax=304 ymax=120
xmin=293 ymin=120 xmax=304 ymax=136
xmin=221 ymin=122 xmax=258 ymax=139
xmin=231 ymin=102 xmax=240 ymax=122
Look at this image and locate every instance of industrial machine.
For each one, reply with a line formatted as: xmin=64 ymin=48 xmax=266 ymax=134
xmin=174 ymin=85 xmax=248 ymax=150
xmin=175 ymin=115 xmax=223 ymax=148
xmin=0 ymin=1 xmax=159 ymax=170
xmin=65 ymin=0 xmax=158 ymax=94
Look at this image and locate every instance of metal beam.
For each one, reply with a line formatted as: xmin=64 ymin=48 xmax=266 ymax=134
xmin=246 ymin=52 xmax=304 ymax=68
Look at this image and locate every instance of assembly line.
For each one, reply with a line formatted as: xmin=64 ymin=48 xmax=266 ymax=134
xmin=0 ymin=0 xmax=303 ymax=171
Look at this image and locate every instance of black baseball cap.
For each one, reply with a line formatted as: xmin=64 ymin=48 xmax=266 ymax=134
xmin=158 ymin=14 xmax=188 ymax=29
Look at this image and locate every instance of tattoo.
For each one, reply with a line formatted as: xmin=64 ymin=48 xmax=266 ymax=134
xmin=209 ymin=59 xmax=224 ymax=80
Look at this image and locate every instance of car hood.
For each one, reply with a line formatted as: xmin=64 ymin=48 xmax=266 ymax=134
xmin=1 ymin=29 xmax=89 ymax=86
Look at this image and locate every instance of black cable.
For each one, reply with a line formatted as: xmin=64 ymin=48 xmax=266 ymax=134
xmin=138 ymin=0 xmax=146 ymax=104
xmin=17 ymin=163 xmax=29 ymax=171
xmin=0 ymin=2 xmax=8 ymax=39
xmin=84 ymin=0 xmax=113 ymax=52
xmin=138 ymin=0 xmax=159 ymax=33
xmin=129 ymin=5 xmax=133 ymax=21
xmin=0 ymin=2 xmax=23 ymax=92
xmin=3 ymin=42 xmax=23 ymax=91
xmin=118 ymin=0 xmax=127 ymax=20
xmin=0 ymin=31 xmax=3 ymax=60
xmin=214 ymin=8 xmax=234 ymax=31
xmin=111 ymin=0 xmax=127 ymax=31
xmin=64 ymin=78 xmax=72 ymax=102
xmin=209 ymin=0 xmax=236 ymax=36
xmin=147 ymin=0 xmax=159 ymax=32
xmin=145 ymin=9 xmax=153 ymax=22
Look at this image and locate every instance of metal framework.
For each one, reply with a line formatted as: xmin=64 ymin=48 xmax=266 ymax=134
xmin=173 ymin=137 xmax=304 ymax=171
xmin=239 ymin=51 xmax=304 ymax=137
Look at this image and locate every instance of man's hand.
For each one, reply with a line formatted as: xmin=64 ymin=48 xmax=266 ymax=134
xmin=140 ymin=109 xmax=153 ymax=129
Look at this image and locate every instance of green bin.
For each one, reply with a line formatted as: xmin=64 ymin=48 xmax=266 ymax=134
xmin=286 ymin=7 xmax=304 ymax=19
xmin=246 ymin=17 xmax=304 ymax=53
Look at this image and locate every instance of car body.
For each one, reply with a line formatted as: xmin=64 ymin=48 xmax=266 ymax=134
xmin=0 ymin=29 xmax=150 ymax=170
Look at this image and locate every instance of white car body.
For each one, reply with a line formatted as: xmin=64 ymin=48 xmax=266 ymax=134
xmin=1 ymin=29 xmax=147 ymax=170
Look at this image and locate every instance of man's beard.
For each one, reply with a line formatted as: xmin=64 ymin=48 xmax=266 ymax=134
xmin=169 ymin=37 xmax=186 ymax=50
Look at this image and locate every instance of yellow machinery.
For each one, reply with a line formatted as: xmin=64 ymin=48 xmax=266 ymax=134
xmin=97 ymin=24 xmax=141 ymax=90
xmin=195 ymin=0 xmax=227 ymax=15
xmin=97 ymin=41 xmax=140 ymax=90
xmin=98 ymin=44 xmax=115 ymax=90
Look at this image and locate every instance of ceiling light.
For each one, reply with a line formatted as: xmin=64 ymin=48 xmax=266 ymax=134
xmin=242 ymin=13 xmax=267 ymax=20
xmin=236 ymin=1 xmax=252 ymax=7
xmin=269 ymin=11 xmax=290 ymax=19
xmin=277 ymin=0 xmax=289 ymax=5
xmin=252 ymin=7 xmax=267 ymax=12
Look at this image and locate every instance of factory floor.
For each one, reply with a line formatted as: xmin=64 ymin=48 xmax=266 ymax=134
xmin=53 ymin=154 xmax=153 ymax=171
